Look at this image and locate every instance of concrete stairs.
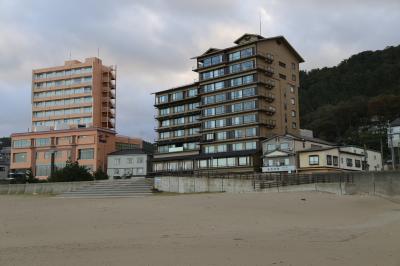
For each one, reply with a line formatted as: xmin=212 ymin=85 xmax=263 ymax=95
xmin=57 ymin=177 xmax=154 ymax=198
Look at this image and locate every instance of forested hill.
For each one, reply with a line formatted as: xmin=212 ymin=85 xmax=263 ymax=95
xmin=299 ymin=44 xmax=400 ymax=157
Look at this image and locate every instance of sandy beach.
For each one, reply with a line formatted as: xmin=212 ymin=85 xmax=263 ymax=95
xmin=0 ymin=192 xmax=399 ymax=266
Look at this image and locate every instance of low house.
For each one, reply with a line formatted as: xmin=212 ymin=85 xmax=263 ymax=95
xmin=261 ymin=133 xmax=334 ymax=173
xmin=298 ymin=146 xmax=382 ymax=173
xmin=107 ymin=149 xmax=152 ymax=179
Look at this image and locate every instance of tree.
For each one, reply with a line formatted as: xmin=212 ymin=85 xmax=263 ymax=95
xmin=48 ymin=160 xmax=93 ymax=182
xmin=93 ymin=167 xmax=109 ymax=180
xmin=26 ymin=168 xmax=43 ymax=183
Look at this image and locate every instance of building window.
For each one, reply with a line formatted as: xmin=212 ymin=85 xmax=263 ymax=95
xmin=292 ymin=122 xmax=297 ymax=129
xmin=289 ymin=85 xmax=295 ymax=93
xmin=78 ymin=148 xmax=94 ymax=160
xmin=267 ymin=144 xmax=276 ymax=151
xmin=157 ymin=95 xmax=168 ymax=104
xmin=292 ymin=74 xmax=296 ymax=81
xmin=127 ymin=158 xmax=133 ymax=164
xmin=327 ymin=155 xmax=332 ymax=166
xmin=291 ymin=98 xmax=295 ymax=105
xmin=333 ymin=156 xmax=338 ymax=166
xmin=280 ymin=143 xmax=289 ymax=150
xmin=279 ymin=61 xmax=286 ymax=68
xmin=188 ymin=88 xmax=198 ymax=97
xmin=279 ymin=74 xmax=286 ymax=80
xmin=291 ymin=63 xmax=296 ymax=70
xmin=137 ymin=157 xmax=144 ymax=164
xmin=114 ymin=158 xmax=120 ymax=165
xmin=34 ymin=138 xmax=51 ymax=147
xmin=291 ymin=111 xmax=296 ymax=117
xmin=171 ymin=91 xmax=183 ymax=101
xmin=13 ymin=152 xmax=27 ymax=163
xmin=355 ymin=159 xmax=361 ymax=168
xmin=309 ymin=155 xmax=319 ymax=165
xmin=13 ymin=139 xmax=31 ymax=148
xmin=346 ymin=158 xmax=353 ymax=167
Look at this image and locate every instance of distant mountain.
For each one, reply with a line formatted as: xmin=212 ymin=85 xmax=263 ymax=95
xmin=299 ymin=44 xmax=400 ymax=158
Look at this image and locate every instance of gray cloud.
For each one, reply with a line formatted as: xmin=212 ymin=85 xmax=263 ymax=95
xmin=0 ymin=0 xmax=399 ymax=141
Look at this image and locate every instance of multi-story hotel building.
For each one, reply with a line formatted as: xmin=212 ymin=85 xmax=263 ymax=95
xmin=10 ymin=57 xmax=152 ymax=179
xmin=153 ymin=83 xmax=201 ymax=173
xmin=32 ymin=57 xmax=116 ymax=131
xmin=153 ymin=33 xmax=304 ymax=173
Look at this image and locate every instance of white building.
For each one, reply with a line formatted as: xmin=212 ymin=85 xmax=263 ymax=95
xmin=261 ymin=133 xmax=334 ymax=173
xmin=298 ymin=146 xmax=382 ymax=173
xmin=107 ymin=149 xmax=151 ymax=179
xmin=388 ymin=118 xmax=400 ymax=168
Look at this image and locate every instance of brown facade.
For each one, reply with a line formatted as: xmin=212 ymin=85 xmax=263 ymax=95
xmin=10 ymin=128 xmax=147 ymax=179
xmin=153 ymin=34 xmax=304 ymax=173
xmin=32 ymin=57 xmax=116 ymax=131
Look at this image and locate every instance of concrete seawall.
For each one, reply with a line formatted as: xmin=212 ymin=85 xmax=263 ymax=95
xmin=155 ymin=171 xmax=400 ymax=197
xmin=154 ymin=176 xmax=347 ymax=195
xmin=0 ymin=181 xmax=95 ymax=195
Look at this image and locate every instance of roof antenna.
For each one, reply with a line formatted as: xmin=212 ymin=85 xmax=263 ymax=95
xmin=69 ymin=51 xmax=72 ymax=60
xmin=97 ymin=47 xmax=100 ymax=58
xmin=259 ymin=12 xmax=262 ymax=35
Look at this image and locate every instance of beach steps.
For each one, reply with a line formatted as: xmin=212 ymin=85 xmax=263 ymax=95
xmin=56 ymin=178 xmax=153 ymax=198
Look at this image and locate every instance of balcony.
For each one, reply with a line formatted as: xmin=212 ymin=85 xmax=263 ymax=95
xmin=266 ymin=53 xmax=274 ymax=64
xmin=265 ymin=106 xmax=276 ymax=115
xmin=265 ymin=67 xmax=274 ymax=77
xmin=266 ymin=93 xmax=275 ymax=103
xmin=265 ymin=79 xmax=275 ymax=89
xmin=264 ymin=119 xmax=276 ymax=129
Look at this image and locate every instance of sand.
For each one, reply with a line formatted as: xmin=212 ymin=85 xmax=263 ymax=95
xmin=0 ymin=192 xmax=399 ymax=266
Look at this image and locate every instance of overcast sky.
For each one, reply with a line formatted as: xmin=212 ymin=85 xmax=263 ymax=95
xmin=1 ymin=0 xmax=399 ymax=141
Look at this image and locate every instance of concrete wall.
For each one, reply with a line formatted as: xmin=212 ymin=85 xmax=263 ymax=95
xmin=155 ymin=171 xmax=400 ymax=198
xmin=0 ymin=181 xmax=95 ymax=195
xmin=345 ymin=171 xmax=400 ymax=197
xmin=154 ymin=176 xmax=345 ymax=195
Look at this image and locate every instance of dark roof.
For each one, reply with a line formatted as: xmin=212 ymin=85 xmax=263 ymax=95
xmin=192 ymin=34 xmax=305 ymax=63
xmin=108 ymin=149 xmax=149 ymax=156
xmin=201 ymin=48 xmax=221 ymax=56
xmin=298 ymin=146 xmax=338 ymax=153
xmin=390 ymin=118 xmax=400 ymax=127
xmin=153 ymin=82 xmax=199 ymax=95
xmin=262 ymin=133 xmax=336 ymax=146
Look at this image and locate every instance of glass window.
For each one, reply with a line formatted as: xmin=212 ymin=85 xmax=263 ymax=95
xmin=280 ymin=143 xmax=289 ymax=150
xmin=13 ymin=152 xmax=27 ymax=163
xmin=245 ymin=127 xmax=256 ymax=137
xmin=309 ymin=155 xmax=319 ymax=165
xmin=171 ymin=91 xmax=183 ymax=101
xmin=79 ymin=148 xmax=94 ymax=160
xmin=114 ymin=158 xmax=120 ymax=165
xmin=217 ymin=131 xmax=227 ymax=140
xmin=13 ymin=139 xmax=31 ymax=148
xmin=333 ymin=156 xmax=339 ymax=166
xmin=238 ymin=157 xmax=248 ymax=166
xmin=137 ymin=157 xmax=144 ymax=163
xmin=229 ymin=51 xmax=241 ymax=61
xmin=346 ymin=158 xmax=353 ymax=167
xmin=215 ymin=93 xmax=225 ymax=102
xmin=188 ymin=88 xmax=197 ymax=97
xmin=245 ymin=141 xmax=256 ymax=150
xmin=35 ymin=138 xmax=50 ymax=147
xmin=327 ymin=155 xmax=332 ymax=166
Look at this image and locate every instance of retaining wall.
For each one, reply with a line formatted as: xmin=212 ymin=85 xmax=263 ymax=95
xmin=154 ymin=176 xmax=346 ymax=195
xmin=0 ymin=181 xmax=95 ymax=195
xmin=155 ymin=171 xmax=400 ymax=197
